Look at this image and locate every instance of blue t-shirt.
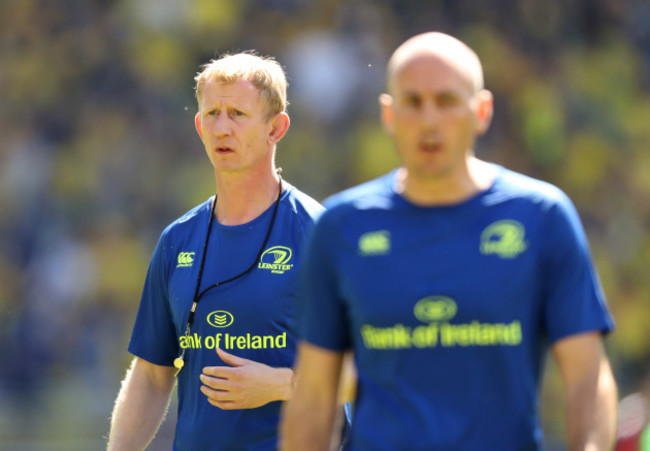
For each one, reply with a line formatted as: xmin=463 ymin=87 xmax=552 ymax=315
xmin=299 ymin=166 xmax=614 ymax=451
xmin=129 ymin=182 xmax=323 ymax=451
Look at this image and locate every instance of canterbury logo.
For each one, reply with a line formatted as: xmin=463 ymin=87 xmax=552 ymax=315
xmin=480 ymin=220 xmax=527 ymax=259
xmin=177 ymin=252 xmax=196 ymax=268
xmin=358 ymin=230 xmax=391 ymax=256
xmin=207 ymin=310 xmax=234 ymax=328
xmin=258 ymin=246 xmax=294 ymax=274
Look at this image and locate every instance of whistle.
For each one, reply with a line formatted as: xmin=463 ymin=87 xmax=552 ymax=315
xmin=174 ymin=357 xmax=184 ymax=377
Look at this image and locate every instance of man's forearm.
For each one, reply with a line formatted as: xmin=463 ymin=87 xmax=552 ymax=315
xmin=280 ymin=343 xmax=343 ymax=451
xmin=108 ymin=359 xmax=176 ymax=450
xmin=565 ymin=359 xmax=618 ymax=451
xmin=281 ymin=399 xmax=337 ymax=451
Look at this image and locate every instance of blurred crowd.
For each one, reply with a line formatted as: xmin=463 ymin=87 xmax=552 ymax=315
xmin=1 ymin=0 xmax=650 ymax=448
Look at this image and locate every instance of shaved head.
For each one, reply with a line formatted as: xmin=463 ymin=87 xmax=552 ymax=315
xmin=386 ymin=32 xmax=484 ymax=95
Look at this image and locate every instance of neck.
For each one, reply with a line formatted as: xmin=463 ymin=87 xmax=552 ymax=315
xmin=213 ymin=168 xmax=281 ymax=226
xmin=396 ymin=156 xmax=495 ymax=206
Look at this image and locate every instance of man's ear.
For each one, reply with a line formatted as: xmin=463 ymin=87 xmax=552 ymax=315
xmin=379 ymin=93 xmax=395 ymax=134
xmin=268 ymin=112 xmax=290 ymax=144
xmin=195 ymin=112 xmax=203 ymax=139
xmin=475 ymin=89 xmax=494 ymax=136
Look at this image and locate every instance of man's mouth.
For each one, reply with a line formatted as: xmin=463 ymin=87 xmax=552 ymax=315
xmin=419 ymin=141 xmax=442 ymax=152
xmin=216 ymin=146 xmax=234 ymax=154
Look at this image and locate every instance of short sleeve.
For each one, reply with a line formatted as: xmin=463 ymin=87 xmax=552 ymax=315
xmin=297 ymin=211 xmax=351 ymax=351
xmin=128 ymin=232 xmax=179 ymax=365
xmin=541 ymin=192 xmax=614 ymax=342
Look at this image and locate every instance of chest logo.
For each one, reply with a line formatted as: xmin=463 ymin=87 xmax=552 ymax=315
xmin=177 ymin=252 xmax=196 ymax=268
xmin=358 ymin=230 xmax=391 ymax=256
xmin=480 ymin=220 xmax=527 ymax=259
xmin=414 ymin=296 xmax=457 ymax=323
xmin=258 ymin=246 xmax=294 ymax=274
xmin=207 ymin=310 xmax=234 ymax=328
xmin=360 ymin=294 xmax=523 ymax=350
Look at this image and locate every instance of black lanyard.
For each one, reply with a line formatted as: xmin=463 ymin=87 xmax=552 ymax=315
xmin=174 ymin=177 xmax=283 ymax=376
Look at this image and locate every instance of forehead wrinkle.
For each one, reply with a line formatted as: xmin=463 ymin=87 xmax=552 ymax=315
xmin=200 ymin=81 xmax=260 ymax=109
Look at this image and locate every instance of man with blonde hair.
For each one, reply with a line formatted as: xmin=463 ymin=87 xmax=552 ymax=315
xmin=281 ymin=32 xmax=617 ymax=450
xmin=108 ymin=52 xmax=324 ymax=450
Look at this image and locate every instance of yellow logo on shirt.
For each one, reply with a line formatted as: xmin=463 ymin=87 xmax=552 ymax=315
xmin=179 ymin=332 xmax=287 ymax=350
xmin=480 ymin=220 xmax=527 ymax=258
xmin=358 ymin=230 xmax=391 ymax=256
xmin=206 ymin=310 xmax=234 ymax=328
xmin=360 ymin=295 xmax=522 ymax=350
xmin=177 ymin=310 xmax=288 ymax=350
xmin=177 ymin=252 xmax=196 ymax=268
xmin=414 ymin=296 xmax=457 ymax=322
xmin=258 ymin=246 xmax=294 ymax=274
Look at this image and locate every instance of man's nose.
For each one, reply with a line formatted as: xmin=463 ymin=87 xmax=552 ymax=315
xmin=421 ymin=102 xmax=440 ymax=129
xmin=212 ymin=111 xmax=232 ymax=136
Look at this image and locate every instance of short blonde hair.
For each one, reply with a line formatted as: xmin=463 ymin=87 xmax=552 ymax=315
xmin=195 ymin=52 xmax=288 ymax=119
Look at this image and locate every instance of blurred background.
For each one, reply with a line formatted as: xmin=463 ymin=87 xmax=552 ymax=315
xmin=1 ymin=0 xmax=649 ymax=449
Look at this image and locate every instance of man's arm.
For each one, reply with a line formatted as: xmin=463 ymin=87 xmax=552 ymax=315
xmin=280 ymin=341 xmax=344 ymax=451
xmin=552 ymin=331 xmax=618 ymax=451
xmin=338 ymin=351 xmax=357 ymax=405
xmin=107 ymin=357 xmax=176 ymax=451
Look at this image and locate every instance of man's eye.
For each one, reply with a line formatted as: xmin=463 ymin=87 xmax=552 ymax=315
xmin=437 ymin=94 xmax=461 ymax=107
xmin=208 ymin=110 xmax=218 ymax=116
xmin=233 ymin=110 xmax=244 ymax=116
xmin=403 ymin=97 xmax=421 ymax=108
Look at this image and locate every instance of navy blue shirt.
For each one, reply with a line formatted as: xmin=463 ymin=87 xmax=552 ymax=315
xmin=299 ymin=166 xmax=613 ymax=450
xmin=129 ymin=182 xmax=324 ymax=450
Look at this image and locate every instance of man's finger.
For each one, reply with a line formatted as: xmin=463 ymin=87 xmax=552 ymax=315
xmin=200 ymin=382 xmax=235 ymax=401
xmin=202 ymin=365 xmax=238 ymax=379
xmin=207 ymin=398 xmax=238 ymax=410
xmin=216 ymin=347 xmax=249 ymax=367
xmin=200 ymin=373 xmax=235 ymax=390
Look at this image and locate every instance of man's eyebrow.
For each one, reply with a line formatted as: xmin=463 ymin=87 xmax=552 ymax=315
xmin=398 ymin=89 xmax=463 ymax=101
xmin=397 ymin=91 xmax=422 ymax=102
xmin=436 ymin=90 xmax=464 ymax=100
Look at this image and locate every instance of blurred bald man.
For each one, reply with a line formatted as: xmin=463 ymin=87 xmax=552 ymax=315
xmin=280 ymin=32 xmax=617 ymax=450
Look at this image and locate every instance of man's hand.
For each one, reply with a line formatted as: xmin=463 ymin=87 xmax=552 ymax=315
xmin=200 ymin=347 xmax=293 ymax=410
